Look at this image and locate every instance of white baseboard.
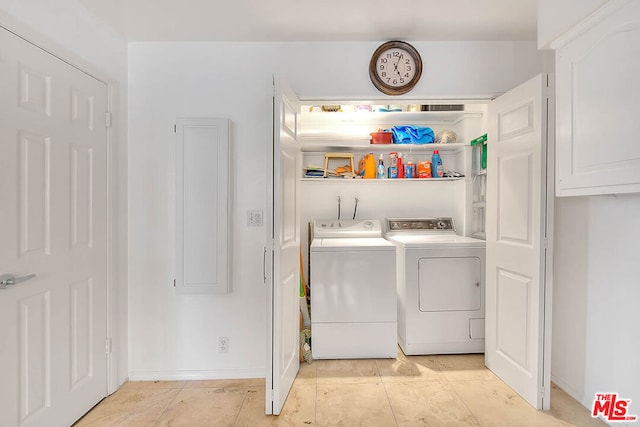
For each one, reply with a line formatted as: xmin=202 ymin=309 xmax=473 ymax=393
xmin=551 ymin=374 xmax=588 ymax=408
xmin=128 ymin=368 xmax=264 ymax=381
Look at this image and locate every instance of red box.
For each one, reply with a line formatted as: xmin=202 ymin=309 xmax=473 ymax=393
xmin=370 ymin=131 xmax=392 ymax=144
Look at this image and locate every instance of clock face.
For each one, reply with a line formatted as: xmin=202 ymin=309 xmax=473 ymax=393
xmin=369 ymin=41 xmax=422 ymax=95
xmin=375 ymin=48 xmax=417 ymax=87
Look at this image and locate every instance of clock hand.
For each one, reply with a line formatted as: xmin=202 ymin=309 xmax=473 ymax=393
xmin=394 ymin=54 xmax=403 ymax=76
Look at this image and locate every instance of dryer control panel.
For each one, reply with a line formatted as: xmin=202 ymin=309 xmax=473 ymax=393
xmin=386 ymin=217 xmax=456 ymax=233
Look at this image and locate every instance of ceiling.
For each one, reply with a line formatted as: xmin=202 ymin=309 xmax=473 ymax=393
xmin=78 ymin=0 xmax=538 ymax=42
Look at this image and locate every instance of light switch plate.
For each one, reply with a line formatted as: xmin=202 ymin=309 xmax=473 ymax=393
xmin=248 ymin=209 xmax=264 ymax=227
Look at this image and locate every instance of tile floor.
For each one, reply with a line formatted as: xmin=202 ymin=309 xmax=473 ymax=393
xmin=74 ymin=352 xmax=606 ymax=427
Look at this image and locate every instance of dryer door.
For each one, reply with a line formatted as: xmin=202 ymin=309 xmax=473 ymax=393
xmin=418 ymin=257 xmax=482 ymax=312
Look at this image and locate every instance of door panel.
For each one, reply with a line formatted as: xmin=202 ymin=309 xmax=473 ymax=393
xmin=496 ymin=268 xmax=531 ymax=367
xmin=0 ymin=27 xmax=108 ymax=426
xmin=19 ymin=132 xmax=52 ymax=255
xmin=19 ymin=291 xmax=51 ymax=421
xmin=486 ymin=74 xmax=553 ymax=410
xmin=69 ymin=279 xmax=94 ymax=388
xmin=266 ymin=76 xmax=300 ymax=415
xmin=497 ymin=152 xmax=533 ymax=244
xmin=70 ymin=145 xmax=94 ymax=248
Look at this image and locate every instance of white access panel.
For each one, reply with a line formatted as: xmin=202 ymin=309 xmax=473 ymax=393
xmin=175 ymin=118 xmax=231 ymax=294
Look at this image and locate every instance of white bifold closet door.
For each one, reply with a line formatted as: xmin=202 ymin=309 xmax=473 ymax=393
xmin=485 ymin=73 xmax=554 ymax=410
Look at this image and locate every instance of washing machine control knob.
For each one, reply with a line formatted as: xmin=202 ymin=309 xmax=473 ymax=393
xmin=363 ymin=220 xmax=373 ymax=228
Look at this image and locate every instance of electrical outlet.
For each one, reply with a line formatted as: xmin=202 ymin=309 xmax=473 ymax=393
xmin=247 ymin=210 xmax=263 ymax=227
xmin=218 ymin=336 xmax=229 ymax=353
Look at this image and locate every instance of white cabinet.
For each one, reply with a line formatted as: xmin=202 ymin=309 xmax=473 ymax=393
xmin=175 ymin=118 xmax=231 ymax=294
xmin=555 ymin=0 xmax=640 ymax=196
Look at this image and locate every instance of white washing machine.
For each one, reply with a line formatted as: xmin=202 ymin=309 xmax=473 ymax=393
xmin=310 ymin=219 xmax=397 ymax=359
xmin=385 ymin=217 xmax=486 ymax=355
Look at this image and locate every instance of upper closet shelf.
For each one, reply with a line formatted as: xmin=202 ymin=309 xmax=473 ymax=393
xmin=299 ymin=111 xmax=481 ymax=139
xmin=300 ymin=142 xmax=470 ymax=153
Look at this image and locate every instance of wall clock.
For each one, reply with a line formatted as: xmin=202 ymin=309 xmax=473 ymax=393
xmin=369 ymin=41 xmax=422 ymax=96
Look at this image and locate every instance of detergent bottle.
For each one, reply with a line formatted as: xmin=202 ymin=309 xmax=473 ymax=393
xmin=432 ymin=150 xmax=444 ymax=178
xmin=404 ymin=153 xmax=415 ymax=178
xmin=376 ymin=154 xmax=385 ymax=179
xmin=364 ymin=153 xmax=376 ymax=179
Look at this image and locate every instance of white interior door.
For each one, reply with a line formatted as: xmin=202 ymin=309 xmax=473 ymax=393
xmin=486 ymin=74 xmax=553 ymax=410
xmin=265 ymin=76 xmax=301 ymax=415
xmin=0 ymin=27 xmax=108 ymax=426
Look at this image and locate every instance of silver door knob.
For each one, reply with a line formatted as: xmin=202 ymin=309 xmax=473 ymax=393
xmin=0 ymin=273 xmax=36 ymax=290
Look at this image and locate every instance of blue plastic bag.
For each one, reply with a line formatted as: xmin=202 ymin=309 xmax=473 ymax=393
xmin=391 ymin=126 xmax=435 ymax=144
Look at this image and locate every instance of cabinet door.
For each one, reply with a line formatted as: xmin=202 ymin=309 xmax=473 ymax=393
xmin=556 ymin=0 xmax=640 ymax=196
xmin=175 ymin=118 xmax=231 ymax=294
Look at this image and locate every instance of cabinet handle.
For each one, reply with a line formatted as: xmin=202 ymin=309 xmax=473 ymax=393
xmin=263 ymin=247 xmax=267 ymax=283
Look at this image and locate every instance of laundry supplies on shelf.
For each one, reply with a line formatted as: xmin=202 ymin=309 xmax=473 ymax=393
xmin=391 ymin=125 xmax=435 ymax=144
xmin=376 ymin=154 xmax=385 ymax=179
xmin=431 ymin=150 xmax=444 ymax=178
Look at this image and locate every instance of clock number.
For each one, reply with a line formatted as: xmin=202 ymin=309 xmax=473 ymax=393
xmin=406 ymin=66 xmax=412 ymax=71
xmin=381 ymin=71 xmax=387 ymax=77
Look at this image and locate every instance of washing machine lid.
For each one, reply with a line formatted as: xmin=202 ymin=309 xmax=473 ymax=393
xmin=311 ymin=237 xmax=395 ymax=251
xmin=313 ymin=219 xmax=382 ymax=238
xmin=386 ymin=234 xmax=486 ymax=248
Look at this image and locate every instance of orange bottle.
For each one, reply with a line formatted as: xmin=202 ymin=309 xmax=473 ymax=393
xmin=364 ymin=153 xmax=376 ymax=179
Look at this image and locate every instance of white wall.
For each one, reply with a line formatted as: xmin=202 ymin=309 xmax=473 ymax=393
xmin=127 ymin=41 xmax=544 ymax=378
xmin=553 ymin=195 xmax=640 ymax=414
xmin=0 ymin=0 xmax=129 ymax=391
xmin=537 ymin=0 xmax=608 ymax=48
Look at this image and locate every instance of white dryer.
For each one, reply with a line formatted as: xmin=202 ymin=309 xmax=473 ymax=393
xmin=385 ymin=218 xmax=486 ymax=355
xmin=311 ymin=219 xmax=397 ymax=359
